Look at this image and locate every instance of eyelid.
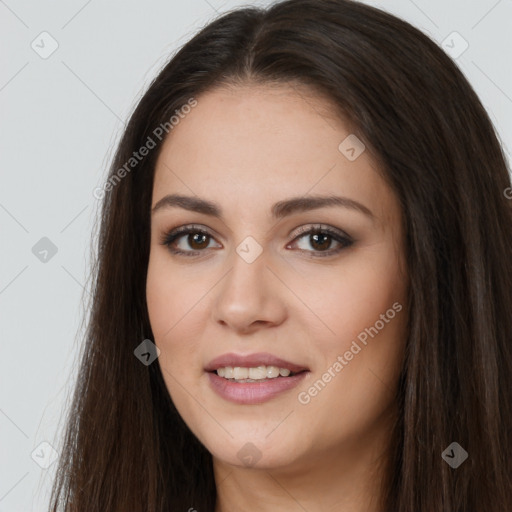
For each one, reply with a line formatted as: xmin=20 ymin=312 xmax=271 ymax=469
xmin=289 ymin=223 xmax=351 ymax=241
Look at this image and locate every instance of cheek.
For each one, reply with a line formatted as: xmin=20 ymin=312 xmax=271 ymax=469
xmin=293 ymin=245 xmax=406 ymax=434
xmin=148 ymin=290 xmax=215 ymax=450
xmin=146 ymin=250 xmax=230 ymax=415
xmin=292 ymin=241 xmax=405 ymax=345
xmin=146 ymin=254 xmax=205 ymax=377
xmin=146 ymin=255 xmax=175 ymax=340
xmin=146 ymin=251 xmax=205 ymax=340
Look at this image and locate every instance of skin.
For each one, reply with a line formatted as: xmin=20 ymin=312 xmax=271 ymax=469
xmin=146 ymin=83 xmax=409 ymax=512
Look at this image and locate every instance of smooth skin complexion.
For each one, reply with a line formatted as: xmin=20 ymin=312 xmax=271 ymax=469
xmin=146 ymin=84 xmax=409 ymax=512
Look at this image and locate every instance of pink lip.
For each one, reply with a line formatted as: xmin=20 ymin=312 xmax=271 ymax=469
xmin=207 ymin=371 xmax=309 ymax=405
xmin=204 ymin=352 xmax=309 ymax=373
xmin=205 ymin=352 xmax=310 ymax=405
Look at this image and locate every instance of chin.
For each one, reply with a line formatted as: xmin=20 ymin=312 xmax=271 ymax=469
xmin=206 ymin=433 xmax=303 ymax=470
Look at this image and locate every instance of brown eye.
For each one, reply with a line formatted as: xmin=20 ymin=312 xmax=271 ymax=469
xmin=160 ymin=225 xmax=221 ymax=256
xmin=187 ymin=232 xmax=210 ymax=250
xmin=308 ymin=232 xmax=333 ymax=251
xmin=288 ymin=225 xmax=353 ymax=258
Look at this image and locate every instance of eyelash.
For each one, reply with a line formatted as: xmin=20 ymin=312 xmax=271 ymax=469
xmin=159 ymin=223 xmax=353 ymax=259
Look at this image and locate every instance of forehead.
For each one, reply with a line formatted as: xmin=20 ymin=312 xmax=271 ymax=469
xmin=152 ymin=84 xmax=398 ymax=228
xmin=155 ymin=83 xmax=348 ymax=180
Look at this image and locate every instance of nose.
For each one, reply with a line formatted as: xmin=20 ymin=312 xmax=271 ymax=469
xmin=211 ymin=247 xmax=287 ymax=334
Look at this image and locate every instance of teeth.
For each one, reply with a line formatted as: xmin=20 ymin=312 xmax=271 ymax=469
xmin=266 ymin=366 xmax=280 ymax=378
xmin=249 ymin=366 xmax=267 ymax=379
xmin=233 ymin=367 xmax=249 ymax=379
xmin=215 ymin=365 xmax=296 ymax=380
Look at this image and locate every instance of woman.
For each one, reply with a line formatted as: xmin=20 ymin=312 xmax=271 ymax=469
xmin=49 ymin=0 xmax=512 ymax=510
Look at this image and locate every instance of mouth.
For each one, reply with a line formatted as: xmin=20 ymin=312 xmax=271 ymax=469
xmin=204 ymin=353 xmax=310 ymax=404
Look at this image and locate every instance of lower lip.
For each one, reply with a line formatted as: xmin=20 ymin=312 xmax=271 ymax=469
xmin=207 ymin=371 xmax=309 ymax=405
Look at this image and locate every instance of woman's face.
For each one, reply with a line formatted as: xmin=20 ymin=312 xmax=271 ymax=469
xmin=146 ymin=83 xmax=408 ymax=471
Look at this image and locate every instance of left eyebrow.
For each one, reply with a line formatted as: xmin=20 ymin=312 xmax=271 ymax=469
xmin=151 ymin=193 xmax=375 ymax=220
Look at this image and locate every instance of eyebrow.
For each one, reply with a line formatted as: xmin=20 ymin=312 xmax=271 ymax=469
xmin=151 ymin=193 xmax=374 ymax=220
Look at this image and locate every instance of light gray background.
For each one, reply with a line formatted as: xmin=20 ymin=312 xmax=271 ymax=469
xmin=1 ymin=0 xmax=511 ymax=510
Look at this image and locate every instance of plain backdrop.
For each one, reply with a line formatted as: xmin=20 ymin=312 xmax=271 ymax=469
xmin=1 ymin=0 xmax=511 ymax=510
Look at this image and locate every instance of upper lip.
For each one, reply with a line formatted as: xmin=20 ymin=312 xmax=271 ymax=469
xmin=205 ymin=352 xmax=309 ymax=373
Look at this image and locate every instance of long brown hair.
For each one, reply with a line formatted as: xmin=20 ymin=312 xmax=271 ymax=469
xmin=49 ymin=0 xmax=512 ymax=510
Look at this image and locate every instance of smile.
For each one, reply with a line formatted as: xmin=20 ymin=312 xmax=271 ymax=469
xmin=216 ymin=365 xmax=299 ymax=381
xmin=204 ymin=352 xmax=310 ymax=404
